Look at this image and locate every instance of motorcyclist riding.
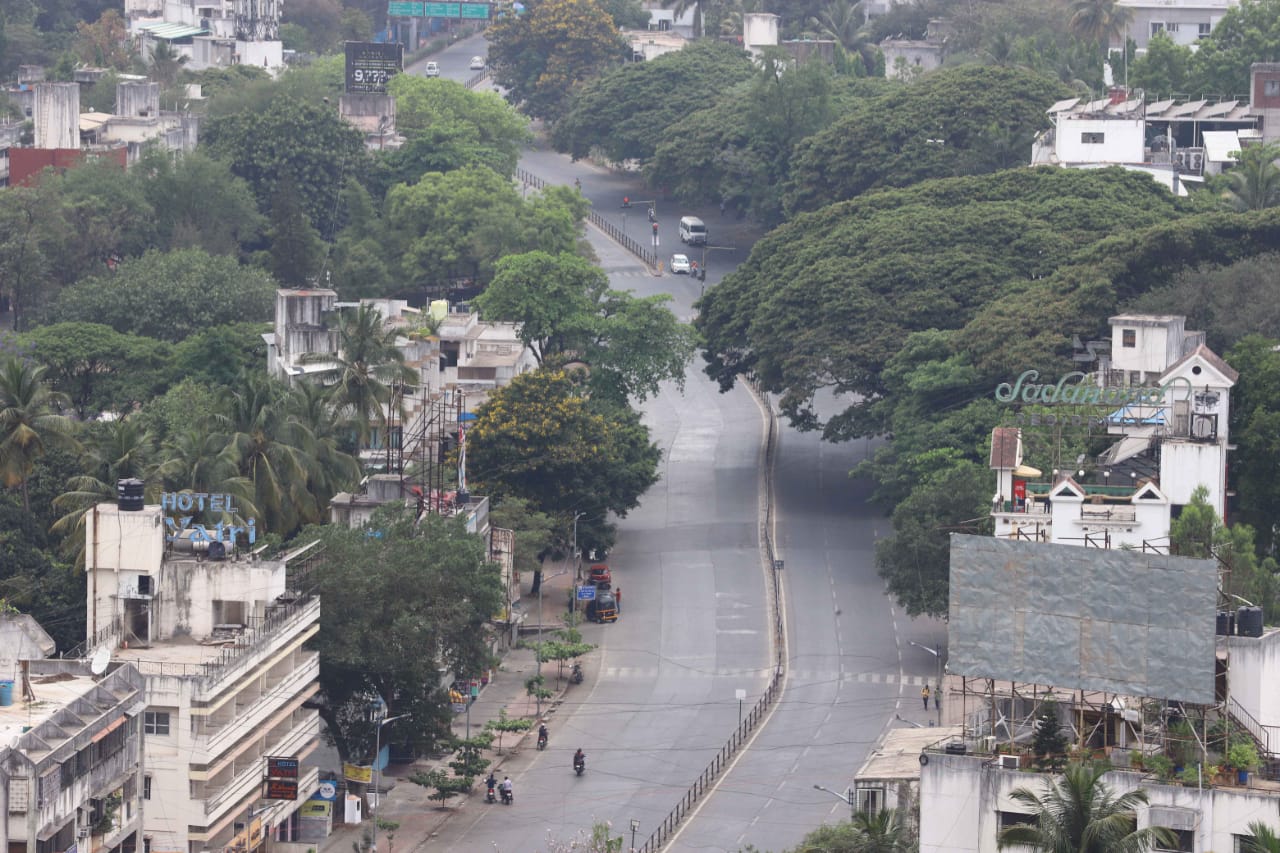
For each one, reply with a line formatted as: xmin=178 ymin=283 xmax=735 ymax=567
xmin=538 ymin=723 xmax=548 ymax=749
xmin=573 ymin=748 xmax=585 ymax=774
xmin=500 ymin=776 xmax=514 ymax=804
xmin=485 ymin=772 xmax=497 ymax=802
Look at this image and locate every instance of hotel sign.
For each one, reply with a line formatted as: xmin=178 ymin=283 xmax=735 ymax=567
xmin=160 ymin=492 xmax=258 ymax=544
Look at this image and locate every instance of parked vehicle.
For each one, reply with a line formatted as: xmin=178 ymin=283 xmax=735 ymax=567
xmin=588 ymin=564 xmax=612 ymax=586
xmin=670 ymin=253 xmax=691 ymax=274
xmin=587 ymin=591 xmax=618 ymax=623
xmin=470 ymin=55 xmax=486 ymax=70
xmin=424 ymin=61 xmax=440 ymax=77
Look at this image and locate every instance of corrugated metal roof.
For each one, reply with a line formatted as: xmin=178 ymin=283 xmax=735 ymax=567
xmin=1047 ymin=97 xmax=1081 ymax=114
xmin=139 ymin=22 xmax=208 ymax=39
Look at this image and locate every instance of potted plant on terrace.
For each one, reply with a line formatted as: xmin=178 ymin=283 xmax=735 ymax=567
xmin=1228 ymin=741 xmax=1261 ymax=785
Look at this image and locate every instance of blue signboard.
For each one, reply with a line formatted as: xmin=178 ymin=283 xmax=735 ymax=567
xmin=576 ymin=585 xmax=597 ymax=601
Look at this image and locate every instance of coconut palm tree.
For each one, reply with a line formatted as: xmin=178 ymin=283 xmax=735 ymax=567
xmin=851 ymin=808 xmax=914 ymax=852
xmin=664 ymin=0 xmax=710 ymax=39
xmin=1222 ymin=144 xmax=1280 ymax=212
xmin=302 ymin=304 xmax=417 ymax=453
xmin=998 ymin=762 xmax=1179 ymax=852
xmin=215 ymin=371 xmax=318 ymax=536
xmin=51 ymin=418 xmax=156 ymax=568
xmin=807 ymin=0 xmax=879 ymax=74
xmin=1067 ymin=0 xmax=1133 ymax=54
xmin=1242 ymin=822 xmax=1280 ymax=853
xmin=285 ymin=381 xmax=361 ymax=505
xmin=0 ymin=356 xmax=78 ymax=512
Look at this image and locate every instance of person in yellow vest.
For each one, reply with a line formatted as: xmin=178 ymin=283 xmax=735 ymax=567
xmin=921 ymin=684 xmax=931 ymax=710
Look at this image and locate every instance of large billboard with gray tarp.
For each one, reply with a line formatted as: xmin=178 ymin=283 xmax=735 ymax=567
xmin=947 ymin=535 xmax=1217 ymax=704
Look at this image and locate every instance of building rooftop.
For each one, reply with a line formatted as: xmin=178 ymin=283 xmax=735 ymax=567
xmin=857 ymin=725 xmax=964 ymax=782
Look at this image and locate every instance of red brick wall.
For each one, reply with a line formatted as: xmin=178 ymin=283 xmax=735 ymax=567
xmin=9 ymin=147 xmax=127 ymax=186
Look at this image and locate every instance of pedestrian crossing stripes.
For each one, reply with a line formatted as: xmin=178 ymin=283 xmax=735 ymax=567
xmin=599 ymin=667 xmax=932 ymax=686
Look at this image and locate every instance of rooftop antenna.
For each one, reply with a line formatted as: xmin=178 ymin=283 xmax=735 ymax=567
xmin=89 ymin=644 xmax=111 ymax=676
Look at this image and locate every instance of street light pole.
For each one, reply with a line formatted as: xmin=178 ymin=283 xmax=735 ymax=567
xmin=630 ymin=818 xmax=640 ymax=852
xmin=813 ymin=784 xmax=856 ymax=821
xmin=910 ymin=640 xmax=944 ymax=724
xmin=370 ymin=711 xmax=410 ymax=850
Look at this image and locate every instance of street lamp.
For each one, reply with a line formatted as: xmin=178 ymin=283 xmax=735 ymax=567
xmin=910 ymin=640 xmax=944 ymax=724
xmin=535 ymin=560 xmax=575 ymax=716
xmin=370 ymin=710 xmax=409 ymax=845
xmin=571 ymin=510 xmax=585 ymax=580
xmin=813 ymin=784 xmax=855 ymax=820
xmin=698 ymin=244 xmax=737 ymax=297
xmin=630 ymin=818 xmax=640 ymax=852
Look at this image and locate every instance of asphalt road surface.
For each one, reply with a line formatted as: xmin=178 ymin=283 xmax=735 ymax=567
xmin=410 ymin=35 xmax=948 ymax=849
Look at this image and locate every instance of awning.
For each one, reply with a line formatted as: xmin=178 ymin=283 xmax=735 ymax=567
xmin=139 ymin=22 xmax=208 ymax=39
xmin=92 ymin=715 xmax=127 ymax=742
xmin=1107 ymin=404 xmax=1165 ymax=426
xmin=1202 ymin=130 xmax=1241 ymax=163
xmin=1013 ymin=464 xmax=1042 ymax=478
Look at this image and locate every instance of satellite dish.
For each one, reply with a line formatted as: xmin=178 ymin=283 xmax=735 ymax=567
xmin=90 ymin=645 xmax=111 ymax=676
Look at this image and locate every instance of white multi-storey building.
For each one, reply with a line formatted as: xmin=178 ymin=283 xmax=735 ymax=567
xmin=83 ymin=497 xmax=323 ymax=853
xmin=1 ymin=615 xmax=147 ymax=853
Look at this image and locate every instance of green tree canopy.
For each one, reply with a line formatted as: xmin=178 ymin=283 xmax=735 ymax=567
xmin=308 ymin=503 xmax=503 ymax=762
xmin=133 ymin=150 xmax=266 ymax=256
xmin=474 ymin=250 xmax=697 ymax=403
xmin=20 ymin=322 xmax=169 ymax=418
xmin=383 ymin=167 xmax=586 ymax=287
xmin=698 ymin=167 xmax=1179 ymax=438
xmin=487 ymin=0 xmax=629 ymax=122
xmin=0 ymin=356 xmax=78 ymax=512
xmin=1189 ymin=0 xmax=1280 ymax=97
xmin=552 ymin=40 xmax=755 ymax=163
xmin=1128 ymin=30 xmax=1192 ymax=96
xmin=784 ymin=65 xmax=1068 ymax=216
xmin=202 ymin=94 xmax=368 ymax=234
xmin=468 ymin=369 xmax=661 ymax=525
xmin=48 ymin=249 xmax=277 ymax=343
xmin=387 ymin=74 xmax=531 ymax=177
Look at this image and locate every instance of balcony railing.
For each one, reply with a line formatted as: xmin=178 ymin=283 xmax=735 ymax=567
xmin=1080 ymin=505 xmax=1137 ymax=522
xmin=197 ymin=597 xmax=319 ymax=692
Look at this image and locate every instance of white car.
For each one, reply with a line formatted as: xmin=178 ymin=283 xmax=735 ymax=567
xmin=670 ymin=254 xmax=691 ymax=275
xmin=424 ymin=61 xmax=440 ymax=77
xmin=470 ymin=56 xmax=486 ymax=70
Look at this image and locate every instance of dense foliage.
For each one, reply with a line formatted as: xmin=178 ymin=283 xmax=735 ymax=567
xmin=552 ymin=40 xmax=755 ymax=163
xmin=784 ymin=65 xmax=1068 ymax=215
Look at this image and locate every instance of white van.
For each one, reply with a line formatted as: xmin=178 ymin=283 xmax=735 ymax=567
xmin=679 ymin=216 xmax=708 ymax=246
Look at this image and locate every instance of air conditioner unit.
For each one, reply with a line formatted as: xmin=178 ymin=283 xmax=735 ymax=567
xmin=999 ymin=754 xmax=1020 ymax=769
xmin=1190 ymin=153 xmax=1204 ymax=173
xmin=78 ymin=827 xmax=90 ymax=839
xmin=1173 ymin=150 xmax=1189 ymax=169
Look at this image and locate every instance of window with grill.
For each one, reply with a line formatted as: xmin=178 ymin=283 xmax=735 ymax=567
xmin=1123 ymin=329 xmax=1136 ymax=347
xmin=1198 ymin=22 xmax=1211 ymax=36
xmin=1267 ymin=80 xmax=1280 ymax=96
xmin=144 ymin=711 xmax=171 ymax=736
xmin=1081 ymin=132 xmax=1105 ymax=144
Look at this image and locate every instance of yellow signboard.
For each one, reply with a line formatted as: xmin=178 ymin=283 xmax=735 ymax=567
xmin=228 ymin=817 xmax=263 ymax=853
xmin=343 ymin=762 xmax=372 ymax=784
xmin=300 ymin=801 xmax=331 ymax=818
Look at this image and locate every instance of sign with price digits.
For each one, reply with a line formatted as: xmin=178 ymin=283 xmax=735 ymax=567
xmin=345 ymin=41 xmax=404 ymax=94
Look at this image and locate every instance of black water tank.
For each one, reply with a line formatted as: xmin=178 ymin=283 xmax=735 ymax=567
xmin=207 ymin=541 xmax=227 ymax=561
xmin=116 ymin=478 xmax=145 ymax=511
xmin=1238 ymin=606 xmax=1264 ymax=638
xmin=944 ymin=741 xmax=967 ymax=755
xmin=1217 ymin=611 xmax=1236 ymax=636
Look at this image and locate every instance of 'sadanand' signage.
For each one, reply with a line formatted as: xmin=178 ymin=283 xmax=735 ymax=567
xmin=994 ymin=370 xmax=1192 ymax=408
xmin=344 ymin=41 xmax=403 ymax=94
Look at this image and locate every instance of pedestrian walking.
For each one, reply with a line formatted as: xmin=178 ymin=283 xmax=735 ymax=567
xmin=614 ymin=587 xmax=621 ymax=613
xmin=921 ymin=684 xmax=930 ymax=710
xmin=934 ymin=684 xmax=941 ymax=711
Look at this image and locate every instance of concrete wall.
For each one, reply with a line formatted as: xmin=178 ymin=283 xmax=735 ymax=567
xmin=1225 ymin=631 xmax=1280 ymax=728
xmin=1160 ymin=441 xmax=1225 ymax=509
xmin=34 ymin=82 xmax=79 ymax=149
xmin=1057 ymin=117 xmax=1145 ymax=164
xmin=1110 ymin=315 xmax=1184 ymax=376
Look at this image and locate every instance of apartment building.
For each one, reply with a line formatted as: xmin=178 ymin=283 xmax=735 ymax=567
xmin=83 ymin=493 xmax=324 ymax=853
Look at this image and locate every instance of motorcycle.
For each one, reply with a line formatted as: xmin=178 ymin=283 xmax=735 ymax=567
xmin=537 ymin=732 xmax=548 ymax=750
xmin=570 ymin=663 xmax=584 ymax=685
xmin=574 ymin=756 xmax=585 ymax=776
xmin=485 ymin=783 xmax=496 ymax=804
xmin=500 ymin=786 xmax=513 ymax=805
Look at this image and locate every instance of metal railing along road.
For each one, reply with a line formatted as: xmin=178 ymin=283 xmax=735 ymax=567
xmin=637 ymin=385 xmax=786 ymax=852
xmin=514 ymin=166 xmax=659 ymax=269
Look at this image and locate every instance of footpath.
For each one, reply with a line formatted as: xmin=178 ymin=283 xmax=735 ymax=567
xmin=319 ymin=561 xmax=582 ymax=853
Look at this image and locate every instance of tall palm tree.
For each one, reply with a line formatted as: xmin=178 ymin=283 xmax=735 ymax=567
xmin=215 ymin=371 xmax=318 ymax=536
xmin=1222 ymin=144 xmax=1280 ymax=212
xmin=51 ymin=418 xmax=155 ymax=567
xmin=1067 ymin=0 xmax=1133 ymax=54
xmin=664 ymin=0 xmax=709 ymax=39
xmin=1242 ymin=822 xmax=1280 ymax=853
xmin=807 ymin=0 xmax=879 ymax=74
xmin=998 ymin=762 xmax=1179 ymax=852
xmin=302 ymin=304 xmax=417 ymax=452
xmin=0 ymin=356 xmax=78 ymax=512
xmin=285 ymin=381 xmax=362 ymax=506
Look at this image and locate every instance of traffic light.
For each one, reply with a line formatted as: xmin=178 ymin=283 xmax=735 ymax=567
xmin=622 ymin=196 xmax=631 ymax=208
